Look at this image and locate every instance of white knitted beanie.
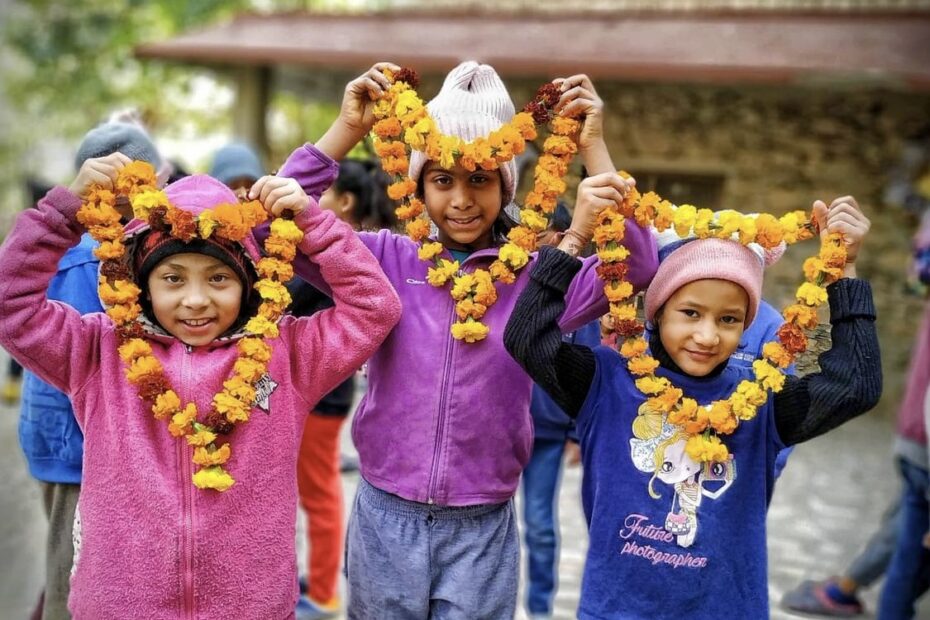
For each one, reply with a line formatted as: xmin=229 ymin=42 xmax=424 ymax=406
xmin=408 ymin=61 xmax=518 ymax=206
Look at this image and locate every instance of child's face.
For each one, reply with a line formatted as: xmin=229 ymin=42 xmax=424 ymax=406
xmin=656 ymin=279 xmax=748 ymax=376
xmin=147 ymin=253 xmax=244 ymax=347
xmin=422 ymin=162 xmax=503 ymax=251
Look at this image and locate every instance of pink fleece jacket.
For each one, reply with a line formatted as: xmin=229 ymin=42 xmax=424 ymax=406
xmin=0 ymin=186 xmax=401 ymax=619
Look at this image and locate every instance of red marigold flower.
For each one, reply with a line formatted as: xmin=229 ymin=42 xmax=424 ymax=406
xmin=205 ymin=410 xmax=234 ymax=435
xmin=394 ymin=68 xmax=419 ymax=89
xmin=596 ymin=262 xmax=629 ymax=281
xmin=615 ymin=319 xmax=645 ymax=338
xmin=523 ymin=101 xmax=550 ymax=125
xmin=148 ymin=206 xmax=169 ymax=231
xmin=166 ymin=208 xmax=197 ymax=242
xmin=777 ymin=323 xmax=809 ymax=354
xmin=136 ymin=375 xmax=170 ymax=401
xmin=101 ymin=260 xmax=132 ymax=281
xmin=534 ymin=82 xmax=562 ymax=109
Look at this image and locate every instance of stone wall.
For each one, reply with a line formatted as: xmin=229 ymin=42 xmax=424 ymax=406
xmin=587 ymin=81 xmax=930 ymax=418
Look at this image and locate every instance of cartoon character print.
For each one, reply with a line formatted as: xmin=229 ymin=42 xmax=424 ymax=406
xmin=629 ymin=403 xmax=736 ymax=548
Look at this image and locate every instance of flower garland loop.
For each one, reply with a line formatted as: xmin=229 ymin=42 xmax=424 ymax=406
xmin=371 ymin=68 xmax=580 ymax=343
xmin=596 ymin=184 xmax=846 ymax=463
xmin=76 ymin=162 xmax=301 ymax=491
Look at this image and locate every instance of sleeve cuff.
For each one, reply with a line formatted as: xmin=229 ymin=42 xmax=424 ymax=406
xmin=47 ymin=186 xmax=83 ymax=222
xmin=827 ymin=278 xmax=876 ymax=322
xmin=532 ymin=246 xmax=584 ymax=293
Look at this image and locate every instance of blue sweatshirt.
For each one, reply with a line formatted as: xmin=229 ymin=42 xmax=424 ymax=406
xmin=18 ymin=233 xmax=101 ymax=483
xmin=575 ymin=347 xmax=781 ymax=619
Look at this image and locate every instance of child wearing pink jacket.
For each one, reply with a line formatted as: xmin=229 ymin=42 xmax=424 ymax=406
xmin=0 ymin=153 xmax=400 ymax=619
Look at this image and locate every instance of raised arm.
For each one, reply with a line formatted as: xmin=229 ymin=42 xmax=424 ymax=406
xmin=250 ymin=176 xmax=401 ymax=406
xmin=505 ymin=246 xmax=598 ymax=418
xmin=774 ymin=196 xmax=882 ymax=444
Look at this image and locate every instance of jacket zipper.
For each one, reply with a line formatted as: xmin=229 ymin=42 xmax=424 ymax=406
xmin=425 ymin=280 xmax=459 ymax=504
xmin=181 ymin=347 xmax=195 ymax=620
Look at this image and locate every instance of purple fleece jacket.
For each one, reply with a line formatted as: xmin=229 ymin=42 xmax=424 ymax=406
xmin=0 ymin=186 xmax=400 ymax=619
xmin=277 ymin=144 xmax=659 ymax=505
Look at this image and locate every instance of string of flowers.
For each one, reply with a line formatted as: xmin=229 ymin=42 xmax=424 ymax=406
xmin=76 ymin=161 xmax=301 ymax=491
xmin=371 ymin=68 xmax=580 ymax=343
xmin=596 ymin=185 xmax=845 ymax=463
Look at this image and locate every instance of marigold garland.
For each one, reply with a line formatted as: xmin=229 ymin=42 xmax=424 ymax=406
xmin=371 ymin=68 xmax=580 ymax=343
xmin=76 ymin=162 xmax=300 ymax=491
xmin=596 ymin=183 xmax=846 ymax=463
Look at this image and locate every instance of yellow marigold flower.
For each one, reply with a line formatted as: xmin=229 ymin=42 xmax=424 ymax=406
xmin=820 ymin=241 xmax=847 ymax=270
xmin=99 ymin=279 xmax=142 ymax=306
xmin=542 ymin=135 xmax=577 ymax=157
xmin=418 ymin=241 xmax=444 ymax=262
xmin=451 ymin=320 xmax=490 ymax=343
xmin=753 ymin=359 xmax=786 ymax=392
xmin=708 ymin=401 xmax=738 ymax=434
xmin=754 ymin=213 xmax=784 ymax=249
xmin=193 ymin=444 xmax=231 ymax=467
xmin=94 ymin=240 xmax=125 ymax=261
xmin=763 ymin=342 xmax=793 ymax=369
xmin=239 ymin=337 xmax=272 ymax=362
xmin=605 ymin=281 xmax=634 ymax=303
xmin=215 ymin=392 xmax=251 ymax=423
xmin=456 ymin=299 xmax=488 ymax=321
xmin=255 ymin=280 xmax=291 ymax=305
xmin=406 ymin=218 xmax=431 ymax=242
xmin=738 ymin=216 xmax=758 ymax=246
xmin=499 ymin=244 xmax=529 ymax=270
xmin=192 ymin=466 xmax=235 ymax=492
xmin=119 ymin=338 xmax=153 ymax=363
xmin=779 ymin=211 xmax=808 ymax=244
xmin=654 ymin=200 xmax=675 ymax=232
xmin=693 ymin=209 xmax=715 ymax=239
xmin=107 ymin=302 xmax=142 ymax=326
xmin=489 ymin=261 xmax=516 ymax=284
xmin=635 ymin=376 xmax=669 ymax=395
xmin=88 ymin=223 xmax=124 ymax=242
xmin=682 ymin=406 xmax=711 ymax=435
xmin=450 ymin=273 xmax=477 ymax=301
xmin=245 ymin=315 xmax=280 ymax=339
xmin=473 ymin=270 xmax=498 ymax=306
xmin=264 ymin=237 xmax=297 ymax=262
xmin=685 ymin=434 xmax=730 ymax=463
xmin=610 ymin=303 xmax=637 ymax=322
xmin=667 ymin=398 xmax=698 ymax=426
xmin=597 ymin=246 xmax=630 ymax=263
xmin=125 ymin=355 xmax=163 ymax=384
xmin=672 ymin=204 xmax=697 ymax=237
xmin=714 ymin=210 xmax=742 ymax=237
xmin=593 ymin=220 xmax=626 ymax=246
xmin=270 ymin=218 xmax=304 ymax=244
xmin=187 ymin=428 xmax=218 ymax=447
xmin=168 ymin=404 xmax=198 ymax=437
xmin=223 ymin=376 xmax=257 ymax=404
xmin=654 ymin=386 xmax=684 ymax=412
xmin=78 ymin=198 xmax=119 ymax=228
xmin=520 ymin=209 xmax=548 ymax=232
xmin=628 ymin=355 xmax=660 ymax=376
xmin=152 ymin=390 xmax=181 ymax=420
xmin=129 ymin=189 xmax=170 ymax=221
xmin=783 ymin=303 xmax=818 ymax=330
xmin=803 ymin=257 xmax=826 ymax=282
xmin=233 ymin=357 xmax=266 ymax=383
xmin=256 ymin=258 xmax=294 ymax=282
xmin=796 ymin=282 xmax=828 ymax=307
xmin=620 ymin=337 xmax=648 ymax=358
xmin=427 ymin=259 xmax=460 ymax=287
xmin=395 ymin=89 xmax=423 ymax=117
xmin=197 ymin=211 xmax=218 ymax=238
xmin=737 ymin=380 xmax=768 ymax=409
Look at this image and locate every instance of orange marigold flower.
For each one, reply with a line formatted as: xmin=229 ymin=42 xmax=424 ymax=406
xmin=682 ymin=407 xmax=711 ymax=435
xmin=406 ymin=218 xmax=431 ymax=242
xmin=239 ymin=337 xmax=272 ymax=362
xmin=118 ymin=338 xmax=153 ymax=363
xmin=99 ymin=279 xmax=142 ymax=306
xmin=627 ymin=355 xmax=660 ymax=376
xmin=107 ymin=302 xmax=142 ymax=326
xmin=166 ymin=207 xmax=197 ymax=242
xmin=245 ymin=315 xmax=280 ymax=339
xmin=151 ymin=389 xmax=182 ymax=420
xmin=635 ymin=376 xmax=669 ymax=396
xmin=168 ymin=403 xmax=198 ymax=437
xmin=489 ymin=261 xmax=516 ymax=284
xmin=620 ymin=337 xmax=648 ymax=359
xmin=762 ymin=342 xmax=794 ymax=369
xmin=605 ymin=281 xmax=634 ymax=303
xmin=542 ymin=135 xmax=577 ymax=157
xmin=212 ymin=203 xmax=250 ymax=241
xmin=125 ymin=354 xmax=163 ymax=384
xmin=708 ymin=401 xmax=738 ymax=434
xmin=373 ymin=118 xmax=403 ymax=138
xmin=193 ymin=444 xmax=231 ymax=467
xmin=264 ymin=237 xmax=298 ymax=262
xmin=396 ymin=198 xmax=425 ymax=221
xmin=550 ymin=116 xmax=580 ymax=136
xmin=783 ymin=303 xmax=819 ymax=330
xmin=511 ymin=113 xmax=538 ymax=140
xmin=256 ymin=258 xmax=294 ymax=282
xmin=456 ymin=299 xmax=488 ymax=321
xmin=473 ymin=270 xmax=497 ymax=306
xmin=507 ymin=226 xmax=537 ymax=252
xmin=94 ymin=240 xmax=126 ymax=261
xmin=685 ymin=434 xmax=729 ymax=463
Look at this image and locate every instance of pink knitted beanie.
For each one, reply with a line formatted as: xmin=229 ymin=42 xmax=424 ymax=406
xmin=644 ymin=237 xmax=764 ymax=327
xmin=408 ymin=61 xmax=518 ymax=206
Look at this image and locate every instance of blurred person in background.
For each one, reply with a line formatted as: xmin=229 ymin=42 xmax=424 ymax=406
xmin=20 ymin=121 xmax=164 ymax=620
xmin=293 ymin=157 xmax=397 ymax=620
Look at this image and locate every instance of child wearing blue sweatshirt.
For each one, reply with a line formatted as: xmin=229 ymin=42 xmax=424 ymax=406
xmin=504 ymin=197 xmax=882 ymax=619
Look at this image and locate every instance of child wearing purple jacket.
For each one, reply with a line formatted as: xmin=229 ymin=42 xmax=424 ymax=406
xmin=272 ymin=61 xmax=658 ymax=617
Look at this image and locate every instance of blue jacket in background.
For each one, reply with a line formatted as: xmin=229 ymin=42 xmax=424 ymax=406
xmin=19 ymin=233 xmax=101 ymax=483
xmin=531 ymin=320 xmax=602 ymax=442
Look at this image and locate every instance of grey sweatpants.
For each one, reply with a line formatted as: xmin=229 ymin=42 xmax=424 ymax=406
xmin=346 ymin=478 xmax=519 ymax=619
xmin=41 ymin=482 xmax=80 ymax=620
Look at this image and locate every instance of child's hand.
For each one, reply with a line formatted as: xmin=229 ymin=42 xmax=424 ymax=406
xmin=250 ymin=176 xmax=310 ymax=217
xmin=68 ymin=152 xmax=132 ymax=199
xmin=812 ymin=196 xmax=870 ymax=277
xmin=558 ymin=173 xmax=635 ymax=256
xmin=554 ymin=74 xmax=605 ymax=154
xmin=338 ymin=62 xmax=401 ymax=137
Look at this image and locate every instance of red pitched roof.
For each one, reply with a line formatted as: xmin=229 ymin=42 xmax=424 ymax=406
xmin=136 ymin=11 xmax=930 ymax=89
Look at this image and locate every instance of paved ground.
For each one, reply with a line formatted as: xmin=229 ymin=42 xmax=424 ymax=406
xmin=1 ymin=350 xmax=928 ymax=618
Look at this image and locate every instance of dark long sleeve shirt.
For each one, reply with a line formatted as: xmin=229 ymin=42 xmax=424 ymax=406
xmin=504 ymin=245 xmax=882 ymax=447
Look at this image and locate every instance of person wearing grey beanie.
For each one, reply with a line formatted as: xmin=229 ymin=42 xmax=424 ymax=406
xmin=74 ymin=121 xmax=163 ymax=173
xmin=210 ymin=142 xmax=266 ymax=191
xmin=272 ymin=60 xmax=657 ymax=620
